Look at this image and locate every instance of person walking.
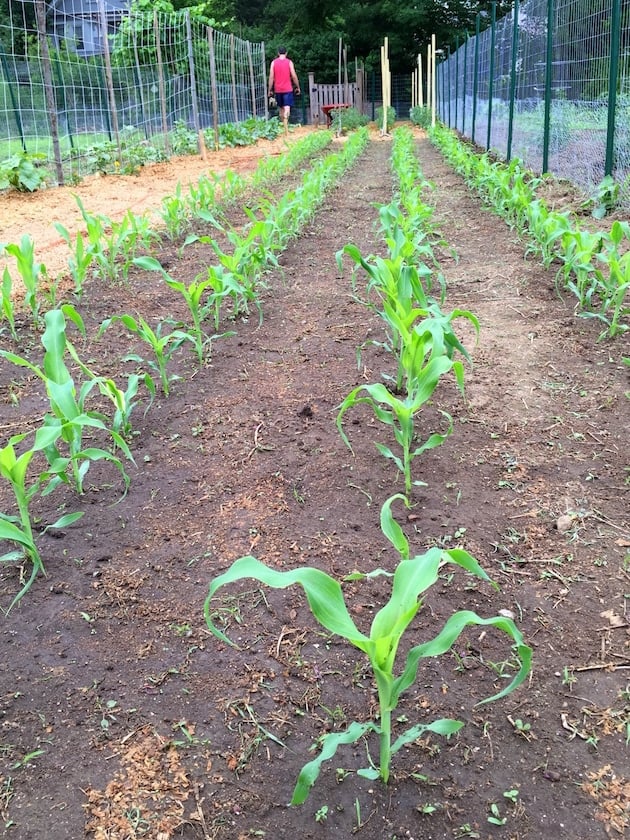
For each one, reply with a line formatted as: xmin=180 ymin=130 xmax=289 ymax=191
xmin=268 ymin=47 xmax=300 ymax=135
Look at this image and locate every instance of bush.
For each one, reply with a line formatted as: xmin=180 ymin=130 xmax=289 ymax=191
xmin=375 ymin=105 xmax=396 ymax=132
xmin=0 ymin=152 xmax=47 ymax=192
xmin=329 ymin=106 xmax=369 ymax=134
xmin=409 ymin=105 xmax=432 ymax=129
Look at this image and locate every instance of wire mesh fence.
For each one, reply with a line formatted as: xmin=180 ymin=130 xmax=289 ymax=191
xmin=0 ymin=2 xmax=268 ymax=185
xmin=437 ymin=0 xmax=630 ymax=210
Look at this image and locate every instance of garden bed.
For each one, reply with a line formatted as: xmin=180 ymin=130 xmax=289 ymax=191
xmin=0 ymin=127 xmax=628 ymax=839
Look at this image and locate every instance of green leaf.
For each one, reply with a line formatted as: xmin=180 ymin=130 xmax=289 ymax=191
xmin=0 ymin=519 xmax=33 ymax=548
xmin=205 ymin=556 xmax=369 ymax=650
xmin=44 ymin=511 xmax=84 ymax=532
xmin=390 ymin=718 xmax=464 ymax=755
xmin=290 ymin=721 xmax=377 ymax=805
xmin=41 ymin=309 xmax=72 ymax=385
xmin=392 ymin=610 xmax=532 ymax=705
xmin=380 ymin=494 xmax=410 ymax=558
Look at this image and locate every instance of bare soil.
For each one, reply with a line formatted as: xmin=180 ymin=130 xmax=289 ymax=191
xmin=0 ymin=126 xmax=629 ymax=840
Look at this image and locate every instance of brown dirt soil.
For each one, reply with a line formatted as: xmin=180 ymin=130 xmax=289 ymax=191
xmin=0 ymin=126 xmax=629 ymax=840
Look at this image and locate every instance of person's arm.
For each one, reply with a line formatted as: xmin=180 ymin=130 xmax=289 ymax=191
xmin=268 ymin=62 xmax=275 ymax=96
xmin=289 ymin=61 xmax=300 ymax=94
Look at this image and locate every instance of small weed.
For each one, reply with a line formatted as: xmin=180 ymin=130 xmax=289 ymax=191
xmin=454 ymin=825 xmax=481 ymax=839
xmin=503 ymin=788 xmax=520 ymax=803
xmin=171 ymin=622 xmax=192 ymax=637
xmin=314 ymin=804 xmax=329 ymax=822
xmin=488 ymin=802 xmax=507 ymax=825
xmin=11 ymin=748 xmax=45 ymax=769
xmin=508 ymin=715 xmax=533 ymax=740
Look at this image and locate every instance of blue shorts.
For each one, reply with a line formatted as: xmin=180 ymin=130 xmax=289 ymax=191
xmin=275 ymin=92 xmax=294 ymax=108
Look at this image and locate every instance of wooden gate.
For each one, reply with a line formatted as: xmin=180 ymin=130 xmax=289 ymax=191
xmin=307 ymin=69 xmax=364 ymax=124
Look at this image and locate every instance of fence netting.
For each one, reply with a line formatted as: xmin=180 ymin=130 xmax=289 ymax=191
xmin=0 ymin=2 xmax=267 ymax=184
xmin=438 ymin=0 xmax=630 ymax=210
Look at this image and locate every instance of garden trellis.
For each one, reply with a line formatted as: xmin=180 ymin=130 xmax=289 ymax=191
xmin=0 ymin=1 xmax=268 ymax=184
xmin=432 ymin=0 xmax=630 ymax=210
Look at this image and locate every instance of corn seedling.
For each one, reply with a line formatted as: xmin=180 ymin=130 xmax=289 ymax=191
xmin=158 ymin=184 xmax=192 ymax=241
xmin=134 ymin=256 xmax=231 ymax=364
xmin=205 ymin=494 xmax=532 ymax=804
xmin=1 ymin=266 xmax=17 ymax=340
xmin=581 ymin=250 xmax=630 ymax=339
xmin=0 ymin=307 xmax=134 ymax=496
xmin=99 ymin=313 xmax=187 ymax=397
xmin=338 ymin=303 xmax=475 ymax=494
xmin=337 ymin=355 xmax=454 ymax=496
xmin=54 ymin=224 xmax=95 ymax=298
xmin=0 ymin=427 xmax=83 ymax=611
xmin=0 ymin=236 xmax=46 ymax=328
xmin=200 ymin=264 xmax=250 ymax=330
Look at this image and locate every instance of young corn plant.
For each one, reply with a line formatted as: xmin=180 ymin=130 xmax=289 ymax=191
xmin=1 ymin=267 xmax=18 ymax=340
xmin=582 ymin=249 xmax=630 ymax=339
xmin=1 ymin=236 xmax=46 ymax=328
xmin=99 ymin=313 xmax=185 ymax=397
xmin=53 ymin=223 xmax=95 ymax=298
xmin=337 ymin=323 xmax=460 ymax=496
xmin=158 ymin=184 xmax=192 ymax=241
xmin=205 ymin=494 xmax=532 ymax=804
xmin=0 ymin=427 xmax=83 ymax=611
xmin=0 ymin=307 xmax=134 ymax=496
xmin=133 ymin=256 xmax=230 ymax=364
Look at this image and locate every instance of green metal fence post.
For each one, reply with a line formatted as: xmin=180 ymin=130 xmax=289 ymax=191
xmin=506 ymin=0 xmax=520 ymax=161
xmin=463 ymin=34 xmax=468 ymax=136
xmin=605 ymin=0 xmax=622 ymax=175
xmin=487 ymin=1 xmax=497 ymax=150
xmin=455 ymin=36 xmax=459 ymax=131
xmin=447 ymin=46 xmax=452 ymax=127
xmin=542 ymin=0 xmax=554 ymax=173
xmin=0 ymin=53 xmax=27 ymax=152
xmin=472 ymin=14 xmax=481 ymax=144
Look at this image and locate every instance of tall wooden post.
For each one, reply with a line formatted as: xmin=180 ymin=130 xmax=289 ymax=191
xmin=98 ymin=0 xmax=121 ymax=160
xmin=207 ymin=26 xmax=219 ymax=150
xmin=35 ymin=0 xmax=64 ymax=183
xmin=230 ymin=33 xmax=238 ymax=122
xmin=153 ymin=11 xmax=170 ymax=154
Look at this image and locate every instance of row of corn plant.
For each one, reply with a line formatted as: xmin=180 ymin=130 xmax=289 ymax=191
xmin=0 ymin=131 xmax=371 ymax=609
xmin=160 ymin=129 xmax=334 ymax=241
xmin=204 ymin=128 xmax=531 ymax=806
xmin=337 ymin=127 xmax=478 ymax=495
xmin=113 ymin=127 xmax=371 ymax=378
xmin=0 ymin=305 xmax=138 ymax=610
xmin=429 ymin=122 xmax=629 ymax=340
xmin=0 ymin=132 xmax=335 ymax=329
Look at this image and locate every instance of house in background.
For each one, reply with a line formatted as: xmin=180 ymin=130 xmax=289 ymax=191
xmin=47 ymin=0 xmax=130 ymax=56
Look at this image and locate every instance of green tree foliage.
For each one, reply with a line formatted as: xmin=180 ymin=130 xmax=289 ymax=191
xmin=228 ymin=0 xmax=514 ymax=76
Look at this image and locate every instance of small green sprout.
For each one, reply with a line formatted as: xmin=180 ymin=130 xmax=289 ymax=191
xmin=314 ymin=804 xmax=328 ymax=823
xmin=488 ymin=802 xmax=507 ymax=825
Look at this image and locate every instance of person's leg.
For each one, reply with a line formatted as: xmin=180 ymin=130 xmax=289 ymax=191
xmin=282 ymin=105 xmax=290 ymax=134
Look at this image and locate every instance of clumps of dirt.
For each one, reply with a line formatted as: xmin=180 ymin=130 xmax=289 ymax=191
xmin=84 ymin=726 xmax=191 ymax=839
xmin=583 ymin=765 xmax=630 ymax=836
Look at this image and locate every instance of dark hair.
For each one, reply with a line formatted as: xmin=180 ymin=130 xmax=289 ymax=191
xmin=277 ymin=46 xmax=287 ymax=55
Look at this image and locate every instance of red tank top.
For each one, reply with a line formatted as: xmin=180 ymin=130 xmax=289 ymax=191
xmin=271 ymin=57 xmax=292 ymax=93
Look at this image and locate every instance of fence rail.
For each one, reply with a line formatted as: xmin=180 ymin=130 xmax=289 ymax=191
xmin=435 ymin=0 xmax=630 ymax=210
xmin=0 ymin=3 xmax=268 ymax=185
